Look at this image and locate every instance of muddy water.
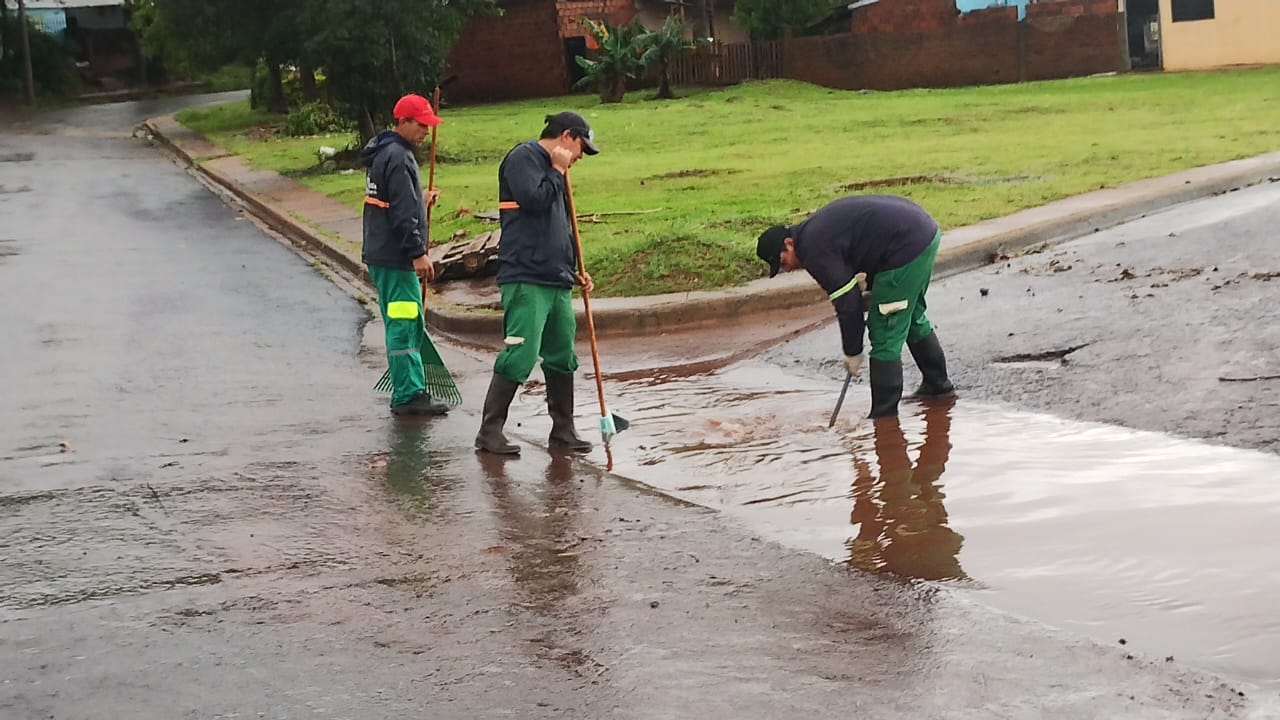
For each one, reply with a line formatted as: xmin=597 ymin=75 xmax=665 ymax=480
xmin=582 ymin=363 xmax=1280 ymax=689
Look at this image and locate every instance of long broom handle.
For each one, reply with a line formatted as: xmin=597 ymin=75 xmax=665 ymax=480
xmin=563 ymin=172 xmax=609 ymax=422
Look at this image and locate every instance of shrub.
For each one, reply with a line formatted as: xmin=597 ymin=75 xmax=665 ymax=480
xmin=201 ymin=63 xmax=253 ymax=92
xmin=0 ymin=16 xmax=78 ymax=95
xmin=282 ymin=101 xmax=351 ymax=137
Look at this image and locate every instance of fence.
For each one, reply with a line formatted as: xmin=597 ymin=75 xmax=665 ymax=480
xmin=669 ymin=41 xmax=785 ymax=86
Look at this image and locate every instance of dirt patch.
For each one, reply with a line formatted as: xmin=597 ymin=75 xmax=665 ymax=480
xmin=1104 ymin=266 xmax=1206 ymax=284
xmin=289 ymin=147 xmax=363 ymax=177
xmin=993 ymin=343 xmax=1090 ymax=365
xmin=837 ymin=174 xmax=955 ymax=192
xmin=1210 ymin=270 xmax=1280 ymax=290
xmin=642 ymin=168 xmax=741 ymax=183
xmin=0 ymin=152 xmax=34 ymax=162
xmin=243 ymin=125 xmax=280 ymax=142
xmin=841 ymin=174 xmax=1037 ymax=193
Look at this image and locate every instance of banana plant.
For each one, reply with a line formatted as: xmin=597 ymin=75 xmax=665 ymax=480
xmin=640 ymin=13 xmax=699 ymax=100
xmin=575 ymin=17 xmax=649 ymax=103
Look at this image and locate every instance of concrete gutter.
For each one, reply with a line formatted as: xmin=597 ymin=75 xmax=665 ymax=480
xmin=140 ymin=113 xmax=1280 ymax=338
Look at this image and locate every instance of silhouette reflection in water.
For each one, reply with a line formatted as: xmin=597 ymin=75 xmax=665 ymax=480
xmin=847 ymin=398 xmax=966 ymax=581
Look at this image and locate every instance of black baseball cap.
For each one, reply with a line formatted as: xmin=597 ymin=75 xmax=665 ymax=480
xmin=543 ymin=111 xmax=599 ymax=155
xmin=756 ymin=225 xmax=790 ymax=278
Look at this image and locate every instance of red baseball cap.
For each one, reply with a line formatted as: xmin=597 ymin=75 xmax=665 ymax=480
xmin=393 ymin=94 xmax=443 ymax=127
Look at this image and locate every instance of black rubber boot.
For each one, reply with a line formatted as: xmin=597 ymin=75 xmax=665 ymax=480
xmin=545 ymin=372 xmax=592 ymax=453
xmin=868 ymin=358 xmax=904 ymax=419
xmin=390 ymin=392 xmax=450 ymax=417
xmin=475 ymin=374 xmax=521 ymax=455
xmin=907 ymin=332 xmax=956 ymax=398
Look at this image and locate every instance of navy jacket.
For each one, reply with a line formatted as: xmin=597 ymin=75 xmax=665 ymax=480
xmin=792 ymin=195 xmax=939 ymax=356
xmin=361 ymin=131 xmax=427 ymax=271
xmin=496 ymin=142 xmax=578 ymax=289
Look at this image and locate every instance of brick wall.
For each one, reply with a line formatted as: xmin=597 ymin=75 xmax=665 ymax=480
xmin=447 ymin=0 xmax=639 ymax=103
xmin=785 ymin=0 xmax=1124 ymax=91
xmin=788 ymin=5 xmax=1019 ymax=90
xmin=556 ymin=0 xmax=637 ymax=37
xmin=447 ymin=1 xmax=569 ymax=103
xmin=1026 ymin=0 xmax=1118 ymax=18
xmin=1024 ymin=10 xmax=1126 ymax=80
xmin=851 ymin=0 xmax=963 ymax=34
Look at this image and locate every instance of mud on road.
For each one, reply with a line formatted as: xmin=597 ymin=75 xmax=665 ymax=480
xmin=0 ymin=97 xmax=1272 ymax=719
xmin=768 ymin=180 xmax=1280 ymax=455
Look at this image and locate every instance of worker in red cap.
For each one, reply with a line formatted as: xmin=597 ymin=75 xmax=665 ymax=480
xmin=360 ymin=94 xmax=449 ymax=416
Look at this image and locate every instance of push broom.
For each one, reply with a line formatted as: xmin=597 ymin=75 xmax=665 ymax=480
xmin=564 ymin=171 xmax=629 ymax=469
xmin=373 ymin=85 xmax=462 ymax=407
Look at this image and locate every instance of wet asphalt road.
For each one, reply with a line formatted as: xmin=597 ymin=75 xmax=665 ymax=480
xmin=0 ymin=97 xmax=1268 ymax=719
xmin=766 ymin=180 xmax=1280 ymax=455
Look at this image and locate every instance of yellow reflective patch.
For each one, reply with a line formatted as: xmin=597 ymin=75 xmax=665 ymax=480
xmin=387 ymin=301 xmax=420 ymax=321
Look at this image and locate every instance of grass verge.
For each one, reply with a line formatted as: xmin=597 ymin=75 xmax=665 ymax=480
xmin=176 ymin=68 xmax=1280 ymax=297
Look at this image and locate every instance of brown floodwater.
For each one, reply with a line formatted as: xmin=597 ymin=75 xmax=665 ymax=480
xmin=534 ymin=362 xmax=1280 ymax=690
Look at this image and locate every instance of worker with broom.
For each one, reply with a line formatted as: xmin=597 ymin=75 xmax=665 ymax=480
xmin=361 ymin=94 xmax=450 ymax=417
xmin=475 ymin=112 xmax=600 ymax=456
xmin=756 ymin=195 xmax=956 ymax=419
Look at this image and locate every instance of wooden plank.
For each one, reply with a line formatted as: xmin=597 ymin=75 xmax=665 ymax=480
xmin=426 ymin=230 xmax=501 ymax=282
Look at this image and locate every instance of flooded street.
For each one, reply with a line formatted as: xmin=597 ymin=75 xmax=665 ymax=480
xmin=727 ymin=179 xmax=1280 ymax=689
xmin=1 ymin=95 xmax=1276 ymax=718
xmin=586 ymin=364 xmax=1280 ymax=689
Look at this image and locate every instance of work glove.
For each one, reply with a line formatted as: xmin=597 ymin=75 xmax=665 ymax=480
xmin=853 ymin=272 xmax=871 ymax=304
xmin=844 ymin=353 xmax=864 ymax=376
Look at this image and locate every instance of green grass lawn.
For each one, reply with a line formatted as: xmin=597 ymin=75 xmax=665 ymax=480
xmin=176 ymin=68 xmax=1280 ymax=297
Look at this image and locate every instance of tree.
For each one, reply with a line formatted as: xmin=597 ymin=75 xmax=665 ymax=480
xmin=640 ymin=14 xmax=699 ymax=100
xmin=298 ymin=0 xmax=494 ymax=142
xmin=0 ymin=5 xmax=76 ymax=98
xmin=732 ymin=0 xmax=839 ymax=41
xmin=575 ymin=18 xmax=648 ymax=104
xmin=142 ymin=0 xmax=492 ymax=140
xmin=145 ymin=0 xmax=306 ymax=112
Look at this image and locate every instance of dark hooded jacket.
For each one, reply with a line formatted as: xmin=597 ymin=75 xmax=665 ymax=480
xmin=495 ymin=141 xmax=578 ymax=289
xmin=792 ymin=195 xmax=939 ymax=356
xmin=361 ymin=131 xmax=427 ymax=271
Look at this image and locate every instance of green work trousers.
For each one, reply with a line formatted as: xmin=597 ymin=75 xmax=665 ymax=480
xmin=867 ymin=232 xmax=942 ymax=362
xmin=493 ymin=283 xmax=579 ymax=384
xmin=369 ymin=265 xmax=426 ymax=406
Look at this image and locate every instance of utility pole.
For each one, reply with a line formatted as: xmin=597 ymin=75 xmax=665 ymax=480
xmin=17 ymin=0 xmax=35 ymax=106
xmin=694 ymin=0 xmax=716 ymax=41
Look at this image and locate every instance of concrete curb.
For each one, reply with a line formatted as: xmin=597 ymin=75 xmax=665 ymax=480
xmin=141 ymin=114 xmax=1280 ymax=339
xmin=140 ymin=119 xmax=368 ymax=281
xmin=140 ymin=117 xmax=500 ymax=331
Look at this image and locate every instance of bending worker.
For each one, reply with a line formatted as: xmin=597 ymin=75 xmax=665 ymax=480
xmin=757 ymin=194 xmax=955 ymax=418
xmin=475 ymin=112 xmax=600 ymax=455
xmin=360 ymin=93 xmax=450 ymax=417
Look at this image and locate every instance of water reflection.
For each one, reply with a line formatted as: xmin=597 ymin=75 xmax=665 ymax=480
xmin=606 ymin=366 xmax=1280 ymax=687
xmin=847 ymin=400 xmax=967 ymax=582
xmin=480 ymin=452 xmax=584 ymax=611
xmin=374 ymin=420 xmax=456 ymax=517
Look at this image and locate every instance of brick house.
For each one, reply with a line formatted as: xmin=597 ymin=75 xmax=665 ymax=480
xmin=633 ymin=0 xmax=751 ymax=42
xmin=446 ymin=0 xmax=639 ymax=103
xmin=1146 ymin=0 xmax=1280 ymax=71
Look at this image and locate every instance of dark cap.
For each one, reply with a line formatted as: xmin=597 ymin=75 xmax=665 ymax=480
xmin=756 ymin=225 xmax=790 ymax=278
xmin=543 ymin=111 xmax=599 ymax=155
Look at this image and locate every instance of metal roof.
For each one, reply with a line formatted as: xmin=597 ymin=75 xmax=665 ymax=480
xmin=4 ymin=1 xmax=125 ymax=9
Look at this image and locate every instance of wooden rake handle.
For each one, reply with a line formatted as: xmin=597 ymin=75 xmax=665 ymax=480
xmin=423 ymin=86 xmax=442 ymax=304
xmin=563 ymin=172 xmax=610 ymax=424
